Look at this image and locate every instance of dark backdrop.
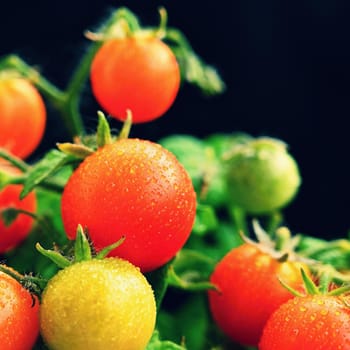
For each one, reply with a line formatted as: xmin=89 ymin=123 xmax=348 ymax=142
xmin=1 ymin=0 xmax=350 ymax=239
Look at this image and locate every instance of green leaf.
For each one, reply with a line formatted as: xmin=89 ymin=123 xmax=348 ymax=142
xmin=165 ymin=28 xmax=225 ymax=96
xmin=146 ymin=330 xmax=186 ymax=350
xmin=20 ymin=149 xmax=77 ymax=198
xmin=145 ymin=262 xmax=172 ymax=310
xmin=185 ymin=221 xmax=242 ymax=262
xmin=192 ymin=203 xmax=218 ymax=235
xmin=167 ymin=250 xmax=217 ymax=293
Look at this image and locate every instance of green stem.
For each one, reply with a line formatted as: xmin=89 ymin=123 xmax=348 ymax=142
xmin=0 ymin=55 xmax=64 ymax=103
xmin=7 ymin=175 xmax=64 ymax=194
xmin=0 ymin=149 xmax=29 ymax=172
xmin=229 ymin=205 xmax=249 ymax=237
xmin=0 ymin=55 xmax=83 ymax=138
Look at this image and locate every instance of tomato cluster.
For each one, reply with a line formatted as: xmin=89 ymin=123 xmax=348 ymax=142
xmin=1 ymin=6 xmax=349 ymax=350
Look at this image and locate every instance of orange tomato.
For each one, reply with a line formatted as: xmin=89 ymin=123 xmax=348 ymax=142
xmin=61 ymin=138 xmax=196 ymax=272
xmin=90 ymin=36 xmax=180 ymax=123
xmin=0 ymin=267 xmax=40 ymax=350
xmin=0 ymin=77 xmax=46 ymax=159
xmin=0 ymin=165 xmax=37 ymax=253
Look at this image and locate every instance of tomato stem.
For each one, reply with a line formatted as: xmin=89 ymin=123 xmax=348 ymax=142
xmin=0 ymin=149 xmax=29 ymax=172
xmin=229 ymin=205 xmax=248 ymax=237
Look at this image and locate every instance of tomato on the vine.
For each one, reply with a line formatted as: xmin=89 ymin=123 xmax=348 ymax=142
xmin=0 ymin=267 xmax=40 ymax=350
xmin=225 ymin=137 xmax=301 ymax=214
xmin=40 ymin=257 xmax=156 ymax=350
xmin=61 ymin=138 xmax=197 ymax=272
xmin=0 ymin=76 xmax=46 ymax=159
xmin=259 ymin=294 xmax=350 ymax=349
xmin=0 ymin=165 xmax=37 ymax=253
xmin=90 ymin=36 xmax=180 ymax=123
xmin=208 ymin=242 xmax=307 ymax=347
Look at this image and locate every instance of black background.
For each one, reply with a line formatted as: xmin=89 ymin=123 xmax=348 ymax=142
xmin=1 ymin=0 xmax=350 ymax=239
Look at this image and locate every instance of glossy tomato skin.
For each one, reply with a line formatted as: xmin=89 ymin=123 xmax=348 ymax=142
xmin=90 ymin=36 xmax=180 ymax=123
xmin=259 ymin=295 xmax=350 ymax=350
xmin=208 ymin=243 xmax=306 ymax=347
xmin=40 ymin=258 xmax=156 ymax=350
xmin=0 ymin=268 xmax=40 ymax=350
xmin=61 ymin=138 xmax=197 ymax=272
xmin=0 ymin=166 xmax=37 ymax=253
xmin=0 ymin=77 xmax=46 ymax=159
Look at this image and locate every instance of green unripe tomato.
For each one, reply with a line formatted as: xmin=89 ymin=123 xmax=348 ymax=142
xmin=225 ymin=137 xmax=301 ymax=214
xmin=205 ymin=132 xmax=253 ymax=160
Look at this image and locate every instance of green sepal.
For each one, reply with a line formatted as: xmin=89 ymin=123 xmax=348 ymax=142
xmin=95 ymin=236 xmax=126 ymax=259
xmin=57 ymin=142 xmax=94 ymax=159
xmin=300 ymin=268 xmax=320 ymax=295
xmin=96 ymin=111 xmax=113 ymax=147
xmin=35 ymin=242 xmax=71 ymax=269
xmin=116 ymin=110 xmax=133 ymax=140
xmin=74 ymin=225 xmax=92 ymax=262
xmin=0 ymin=264 xmax=47 ymax=297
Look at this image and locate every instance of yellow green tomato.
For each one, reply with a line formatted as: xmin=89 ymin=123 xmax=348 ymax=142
xmin=40 ymin=258 xmax=156 ymax=350
xmin=225 ymin=137 xmax=301 ymax=214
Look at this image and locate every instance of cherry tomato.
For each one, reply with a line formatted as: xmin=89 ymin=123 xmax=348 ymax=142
xmin=0 ymin=267 xmax=40 ymax=350
xmin=225 ymin=137 xmax=301 ymax=214
xmin=259 ymin=294 xmax=350 ymax=349
xmin=0 ymin=165 xmax=37 ymax=253
xmin=40 ymin=258 xmax=156 ymax=350
xmin=208 ymin=243 xmax=307 ymax=347
xmin=90 ymin=36 xmax=180 ymax=123
xmin=61 ymin=138 xmax=196 ymax=272
xmin=0 ymin=77 xmax=46 ymax=159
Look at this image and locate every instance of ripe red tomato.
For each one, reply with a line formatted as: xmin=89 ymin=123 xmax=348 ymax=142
xmin=259 ymin=294 xmax=350 ymax=349
xmin=90 ymin=36 xmax=180 ymax=123
xmin=208 ymin=243 xmax=307 ymax=347
xmin=0 ymin=77 xmax=46 ymax=159
xmin=61 ymin=138 xmax=196 ymax=272
xmin=0 ymin=165 xmax=37 ymax=253
xmin=0 ymin=267 xmax=40 ymax=350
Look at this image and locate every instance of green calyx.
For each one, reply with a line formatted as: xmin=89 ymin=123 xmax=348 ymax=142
xmin=85 ymin=7 xmax=168 ymax=42
xmin=36 ymin=224 xmax=126 ymax=268
xmin=241 ymin=219 xmax=306 ymax=263
xmin=0 ymin=264 xmax=46 ymax=299
xmin=279 ymin=267 xmax=350 ymax=301
xmin=57 ymin=110 xmax=132 ymax=159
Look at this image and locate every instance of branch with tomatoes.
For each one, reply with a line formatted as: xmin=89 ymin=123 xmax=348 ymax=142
xmin=1 ymin=6 xmax=350 ymax=350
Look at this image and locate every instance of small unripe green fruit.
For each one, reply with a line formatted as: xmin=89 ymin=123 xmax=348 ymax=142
xmin=225 ymin=137 xmax=301 ymax=214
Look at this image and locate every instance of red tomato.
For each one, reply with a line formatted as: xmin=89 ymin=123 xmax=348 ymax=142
xmin=208 ymin=243 xmax=307 ymax=347
xmin=0 ymin=267 xmax=40 ymax=350
xmin=0 ymin=77 xmax=46 ymax=159
xmin=61 ymin=138 xmax=196 ymax=272
xmin=90 ymin=36 xmax=180 ymax=123
xmin=0 ymin=165 xmax=37 ymax=253
xmin=259 ymin=294 xmax=350 ymax=349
